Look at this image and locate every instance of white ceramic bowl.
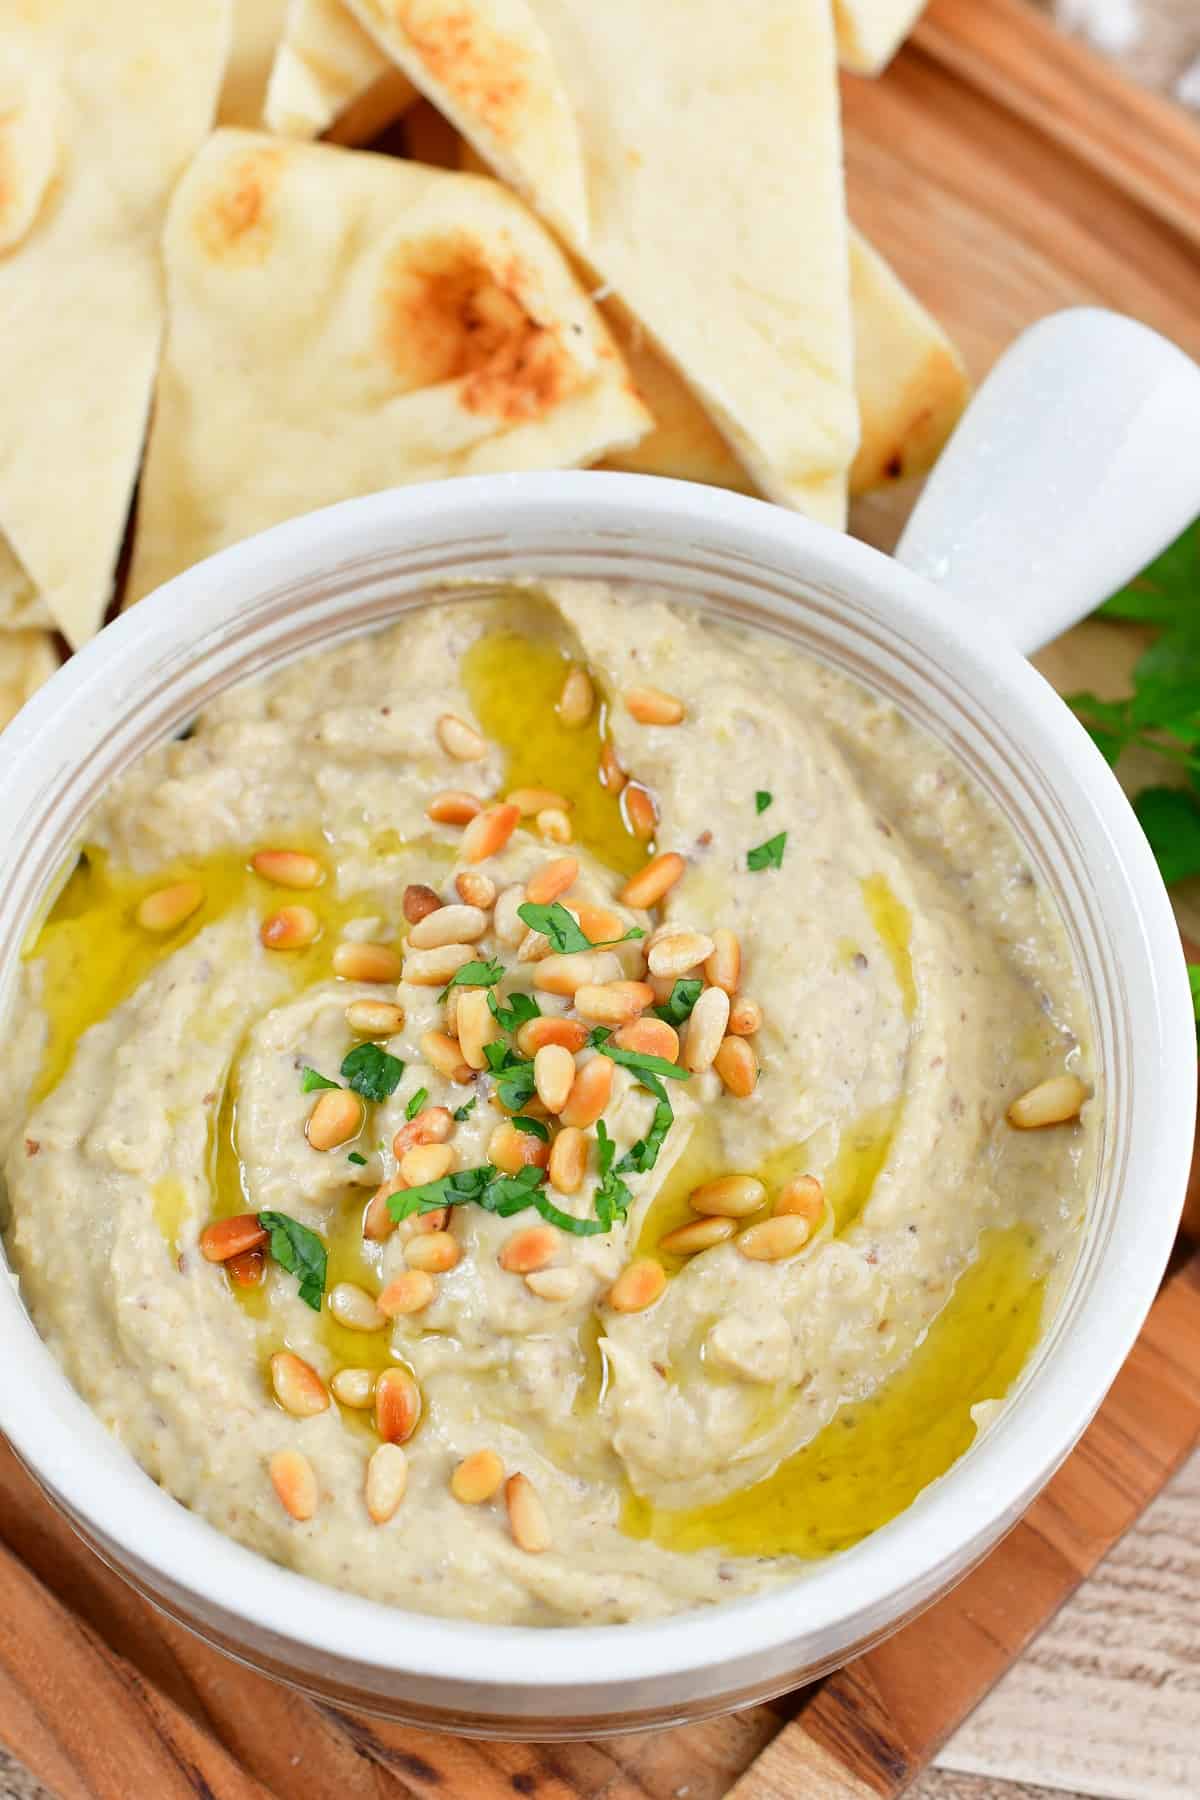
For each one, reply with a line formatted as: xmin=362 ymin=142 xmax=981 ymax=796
xmin=0 ymin=314 xmax=1197 ymax=1735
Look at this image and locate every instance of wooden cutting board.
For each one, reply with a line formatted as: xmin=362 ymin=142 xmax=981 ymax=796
xmin=2 ymin=1 xmax=1198 ymax=1795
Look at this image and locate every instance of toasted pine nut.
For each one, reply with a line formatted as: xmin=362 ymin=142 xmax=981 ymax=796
xmin=378 ymin=1270 xmax=436 ymax=1316
xmin=452 ymin=1448 xmax=505 ymax=1505
xmin=573 ymin=980 xmax=655 ymax=1025
xmin=493 ymin=884 xmax=526 ymax=946
xmin=647 ymin=972 xmax=677 ymax=1003
xmin=363 ymin=1183 xmax=397 ymax=1242
xmin=437 ymin=713 xmax=487 ymax=761
xmin=228 ymin=1247 xmax=265 ymax=1287
xmin=648 ymin=931 xmax=715 ymax=979
xmin=392 ymin=1106 xmax=453 ymax=1157
xmin=727 ymin=996 xmax=763 ymax=1036
xmin=526 ymin=1266 xmax=580 ymax=1301
xmin=375 ymin=1366 xmax=421 ymax=1443
xmin=270 ymin=1351 xmax=330 ymax=1417
xmin=365 ymin=1442 xmax=408 ymax=1523
xmin=404 ymin=1231 xmax=461 ymax=1274
xmin=488 ymin=1122 xmax=550 ymax=1175
xmin=499 ymin=1224 xmax=559 ymax=1274
xmin=613 ymin=1018 xmax=680 ymax=1062
xmin=136 ymin=881 xmax=204 ymax=933
xmin=461 ymin=801 xmax=521 ymax=864
xmin=608 ymin=1258 xmax=667 ymax=1313
xmin=333 ymin=941 xmax=402 ymax=983
xmin=306 ymin=1089 xmax=364 ymax=1151
xmin=548 ymin=1125 xmax=587 ymax=1194
xmin=705 ymin=927 xmax=741 ymax=995
xmin=776 ymin=1175 xmax=825 ymax=1227
xmin=623 ymin=784 xmax=657 ymax=841
xmin=328 ymin=1282 xmax=386 ymax=1332
xmin=525 ymin=855 xmax=579 ymax=906
xmin=620 ymin=852 xmax=686 ymax=910
xmin=557 ymin=664 xmax=593 ymax=728
xmin=599 ymin=740 xmax=626 ymax=792
xmin=714 ymin=1035 xmax=758 ymax=1098
xmin=684 ymin=985 xmax=730 ymax=1072
xmin=659 ymin=1216 xmax=737 ymax=1255
xmin=426 ymin=791 xmax=480 ymax=827
xmin=691 ymin=1175 xmax=767 ymax=1218
xmin=409 ymin=1207 xmax=449 ymax=1236
xmin=456 ymin=986 xmax=499 ymax=1071
xmin=508 ymin=787 xmax=570 ymax=816
xmin=517 ymin=1016 xmax=589 ymax=1057
xmin=407 ymin=903 xmax=488 ymax=949
xmin=537 ymin=807 xmax=573 ymax=844
xmin=534 ymin=950 xmax=621 ymax=996
xmin=572 ymin=902 xmax=625 ymax=944
xmin=200 ymin=1214 xmax=267 ymax=1262
xmin=1007 ymin=1074 xmax=1089 ymax=1129
xmin=518 ymin=927 xmax=551 ymax=963
xmin=738 ymin=1215 xmax=812 ymax=1262
xmin=455 ymin=871 xmax=496 ymax=909
xmin=419 ymin=1029 xmax=473 ymax=1083
xmin=403 ymin=882 xmax=444 ymax=923
xmin=269 ymin=1448 xmax=318 ymax=1521
xmin=251 ymin=849 xmax=323 ymax=890
xmin=403 ymin=942 xmax=476 ymax=986
xmin=331 ymin=1367 xmax=376 ymax=1409
xmin=400 ymin=1142 xmax=454 ymax=1187
xmin=625 ymin=686 xmax=685 ymax=726
xmin=346 ymin=999 xmax=405 ymax=1037
xmin=506 ymin=1472 xmax=552 ymax=1552
xmin=559 ymin=1056 xmax=614 ymax=1129
xmin=533 ymin=1043 xmax=576 ymax=1113
xmin=260 ymin=904 xmax=319 ymax=950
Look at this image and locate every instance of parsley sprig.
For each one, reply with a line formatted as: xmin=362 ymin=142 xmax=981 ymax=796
xmin=257 ymin=1211 xmax=326 ymax=1311
xmin=387 ymin=1162 xmax=608 ymax=1236
xmin=517 ymin=900 xmax=645 ymax=954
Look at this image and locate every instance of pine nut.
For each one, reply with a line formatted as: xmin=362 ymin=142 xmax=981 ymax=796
xmin=625 ymin=686 xmax=685 ymax=726
xmin=456 ymin=987 xmax=499 ymax=1070
xmin=331 ymin=1367 xmax=375 ymax=1409
xmin=659 ymin=1216 xmax=737 ymax=1255
xmin=517 ymin=927 xmax=551 ymax=963
xmin=346 ymin=999 xmax=405 ymax=1037
xmin=228 ymin=1247 xmax=265 ymax=1287
xmin=269 ymin=1448 xmax=318 ymax=1521
xmin=452 ymin=1448 xmax=505 ymax=1505
xmin=333 ymin=941 xmax=402 ymax=982
xmin=537 ymin=808 xmax=573 ymax=844
xmin=534 ymin=950 xmax=621 ymax=996
xmin=399 ymin=1142 xmax=454 ymax=1187
xmin=533 ymin=1043 xmax=576 ymax=1112
xmin=599 ymin=740 xmax=626 ymax=792
xmin=647 ymin=972 xmax=677 ymax=1003
xmin=557 ymin=664 xmax=593 ymax=728
xmin=705 ymin=927 xmax=741 ymax=995
xmin=684 ymin=985 xmax=730 ymax=1071
xmin=328 ymin=1282 xmax=386 ymax=1332
xmin=559 ymin=1056 xmax=614 ymax=1129
xmin=488 ymin=1122 xmax=550 ymax=1175
xmin=251 ymin=849 xmax=323 ymax=889
xmin=737 ymin=1215 xmax=812 ymax=1261
xmin=392 ymin=1107 xmax=454 ymax=1157
xmin=776 ymin=1175 xmax=825 ymax=1227
xmin=270 ymin=1351 xmax=330 ymax=1417
xmin=727 ymin=996 xmax=762 ymax=1036
xmin=525 ymin=856 xmax=579 ymax=906
xmin=499 ymin=1224 xmax=559 ymax=1274
xmin=493 ymin=884 xmax=526 ymax=945
xmin=612 ymin=1018 xmax=680 ymax=1062
xmin=506 ymin=1472 xmax=552 ymax=1552
xmin=136 ymin=881 xmax=204 ymax=932
xmin=1007 ymin=1074 xmax=1089 ymax=1129
xmin=419 ymin=1029 xmax=473 ymax=1083
xmin=363 ymin=1183 xmax=397 ymax=1242
xmin=620 ymin=852 xmax=686 ymax=910
xmin=306 ymin=1089 xmax=364 ymax=1151
xmin=260 ymin=904 xmax=319 ymax=950
xmin=200 ymin=1214 xmax=267 ymax=1262
xmin=648 ymin=931 xmax=715 ymax=978
xmin=365 ymin=1442 xmax=408 ymax=1523
xmin=403 ymin=883 xmax=443 ymax=924
xmin=404 ymin=1231 xmax=461 ymax=1274
xmin=517 ymin=1016 xmax=589 ymax=1057
xmin=456 ymin=871 xmax=496 ymax=909
xmin=714 ymin=1035 xmax=758 ymax=1098
xmin=407 ymin=903 xmax=488 ymax=949
xmin=437 ymin=713 xmax=487 ymax=761
xmin=378 ymin=1270 xmax=436 ymax=1316
xmin=691 ymin=1174 xmax=767 ymax=1218
xmin=375 ymin=1365 xmax=421 ymax=1443
xmin=622 ymin=783 xmax=657 ymax=841
xmin=573 ymin=980 xmax=655 ymax=1025
xmin=507 ymin=787 xmax=569 ymax=816
xmin=608 ymin=1258 xmax=667 ymax=1313
xmin=574 ymin=902 xmax=626 ymax=943
xmin=548 ymin=1125 xmax=587 ymax=1194
xmin=408 ymin=1206 xmax=449 ymax=1236
xmin=426 ymin=792 xmax=480 ymax=827
xmin=460 ymin=801 xmax=521 ymax=863
xmin=526 ymin=1266 xmax=580 ymax=1301
xmin=403 ymin=943 xmax=476 ymax=986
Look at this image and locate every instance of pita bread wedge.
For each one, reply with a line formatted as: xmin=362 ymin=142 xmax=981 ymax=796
xmin=0 ymin=630 xmax=60 ymax=734
xmin=0 ymin=2 xmax=230 ymax=647
xmin=126 ymin=131 xmax=650 ymax=604
xmin=342 ymin=0 xmax=858 ymax=525
xmin=834 ymin=0 xmax=927 ymax=76
xmin=0 ymin=540 xmax=54 ymax=632
xmin=264 ymin=0 xmax=415 ymax=141
xmin=219 ymin=0 xmax=293 ymax=126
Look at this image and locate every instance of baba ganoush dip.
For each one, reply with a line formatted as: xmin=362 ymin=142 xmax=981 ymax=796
xmin=0 ymin=581 xmax=1096 ymax=1625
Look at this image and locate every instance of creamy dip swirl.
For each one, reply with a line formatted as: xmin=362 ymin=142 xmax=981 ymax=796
xmin=0 ymin=582 xmax=1095 ymax=1624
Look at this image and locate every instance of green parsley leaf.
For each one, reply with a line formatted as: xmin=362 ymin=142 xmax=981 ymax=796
xmin=487 ymin=988 xmax=541 ymax=1032
xmin=257 ymin=1211 xmax=327 ymax=1311
xmin=340 ymin=1043 xmax=404 ymax=1102
xmin=1190 ymin=965 xmax=1200 ymax=1042
xmin=300 ymin=1066 xmax=339 ymax=1093
xmin=482 ymin=1039 xmax=537 ymax=1111
xmin=593 ymin=1119 xmax=633 ymax=1229
xmin=453 ymin=1098 xmax=477 ymax=1122
xmin=438 ymin=957 xmax=505 ymax=1003
xmin=588 ymin=1026 xmax=612 ymax=1047
xmin=747 ymin=831 xmax=787 ymax=872
xmin=596 ymin=1043 xmax=691 ymax=1083
xmin=347 ymin=1151 xmax=367 ymax=1166
xmin=1133 ymin=787 xmax=1200 ymax=885
xmin=619 ymin=1092 xmax=674 ymax=1176
xmin=1100 ymin=521 xmax=1200 ymax=624
xmin=517 ymin=900 xmax=644 ymax=954
xmin=652 ymin=977 xmax=702 ymax=1025
xmin=405 ymin=1086 xmax=429 ymax=1121
xmin=531 ymin=1193 xmax=608 ymax=1236
xmin=755 ymin=790 xmax=773 ymax=814
xmin=511 ymin=1115 xmax=550 ymax=1142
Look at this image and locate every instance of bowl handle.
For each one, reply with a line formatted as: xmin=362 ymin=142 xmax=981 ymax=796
xmin=894 ymin=308 xmax=1200 ymax=657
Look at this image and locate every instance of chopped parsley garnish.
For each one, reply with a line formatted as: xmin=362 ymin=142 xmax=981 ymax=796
xmin=300 ymin=1066 xmax=339 ymax=1093
xmin=347 ymin=1151 xmax=367 ymax=1166
xmin=652 ymin=977 xmax=702 ymax=1025
xmin=487 ymin=988 xmax=541 ymax=1032
xmin=452 ymin=1098 xmax=477 ymax=1122
xmin=755 ymin=790 xmax=773 ymax=814
xmin=405 ymin=1086 xmax=429 ymax=1120
xmin=438 ymin=957 xmax=505 ymax=1002
xmin=511 ymin=1115 xmax=550 ymax=1141
xmin=595 ymin=1043 xmax=691 ymax=1083
xmin=387 ymin=1162 xmax=607 ymax=1236
xmin=340 ymin=1043 xmax=404 ymax=1102
xmin=483 ymin=1039 xmax=537 ymax=1111
xmin=747 ymin=831 xmax=787 ymax=872
xmin=588 ymin=1026 xmax=612 ymax=1047
xmin=593 ymin=1118 xmax=633 ymax=1229
xmin=257 ymin=1210 xmax=326 ymax=1311
xmin=517 ymin=900 xmax=644 ymax=954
